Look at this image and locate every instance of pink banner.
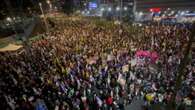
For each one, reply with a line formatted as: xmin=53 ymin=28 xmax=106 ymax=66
xmin=135 ymin=50 xmax=159 ymax=63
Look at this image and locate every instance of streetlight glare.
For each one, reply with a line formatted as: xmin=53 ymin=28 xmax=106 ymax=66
xmin=171 ymin=11 xmax=175 ymax=14
xmin=108 ymin=7 xmax=112 ymax=12
xmin=116 ymin=7 xmax=120 ymax=11
xmin=100 ymin=8 xmax=105 ymax=11
xmin=180 ymin=11 xmax=185 ymax=15
xmin=139 ymin=12 xmax=143 ymax=16
xmin=81 ymin=11 xmax=85 ymax=14
xmin=47 ymin=0 xmax=50 ymax=4
xmin=124 ymin=7 xmax=128 ymax=11
xmin=6 ymin=17 xmax=12 ymax=22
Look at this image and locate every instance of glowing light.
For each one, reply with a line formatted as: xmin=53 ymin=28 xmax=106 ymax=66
xmin=149 ymin=8 xmax=161 ymax=12
xmin=108 ymin=7 xmax=112 ymax=12
xmin=100 ymin=8 xmax=105 ymax=11
xmin=181 ymin=11 xmax=185 ymax=15
xmin=116 ymin=7 xmax=120 ymax=11
xmin=124 ymin=7 xmax=128 ymax=11
xmin=139 ymin=12 xmax=143 ymax=16
xmin=47 ymin=0 xmax=50 ymax=4
xmin=6 ymin=17 xmax=12 ymax=22
xmin=171 ymin=11 xmax=175 ymax=14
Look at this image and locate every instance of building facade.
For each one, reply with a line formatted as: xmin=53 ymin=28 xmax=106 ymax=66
xmin=135 ymin=0 xmax=195 ymax=11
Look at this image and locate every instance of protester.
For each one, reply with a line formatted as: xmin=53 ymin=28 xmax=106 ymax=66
xmin=0 ymin=18 xmax=194 ymax=110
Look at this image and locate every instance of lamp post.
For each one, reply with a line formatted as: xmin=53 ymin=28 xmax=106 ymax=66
xmin=6 ymin=17 xmax=18 ymax=36
xmin=120 ymin=0 xmax=123 ymax=22
xmin=47 ymin=0 xmax=52 ymax=12
xmin=124 ymin=7 xmax=127 ymax=11
xmin=39 ymin=3 xmax=49 ymax=32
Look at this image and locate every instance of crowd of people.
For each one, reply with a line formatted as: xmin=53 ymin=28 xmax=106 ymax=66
xmin=0 ymin=18 xmax=194 ymax=110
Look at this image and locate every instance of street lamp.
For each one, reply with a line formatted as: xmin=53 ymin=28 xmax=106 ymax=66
xmin=171 ymin=10 xmax=175 ymax=14
xmin=100 ymin=8 xmax=105 ymax=12
xmin=181 ymin=11 xmax=185 ymax=15
xmin=124 ymin=7 xmax=128 ymax=11
xmin=6 ymin=17 xmax=12 ymax=22
xmin=108 ymin=7 xmax=112 ymax=12
xmin=6 ymin=17 xmax=18 ymax=36
xmin=82 ymin=11 xmax=85 ymax=15
xmin=139 ymin=12 xmax=143 ymax=16
xmin=86 ymin=11 xmax=90 ymax=14
xmin=46 ymin=0 xmax=52 ymax=12
xmin=46 ymin=0 xmax=50 ymax=5
xmin=116 ymin=7 xmax=120 ymax=11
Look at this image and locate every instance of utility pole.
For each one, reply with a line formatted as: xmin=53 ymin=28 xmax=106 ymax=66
xmin=133 ymin=0 xmax=136 ymax=21
xmin=120 ymin=0 xmax=123 ymax=22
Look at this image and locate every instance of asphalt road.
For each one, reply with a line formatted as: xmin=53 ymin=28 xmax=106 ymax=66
xmin=125 ymin=99 xmax=145 ymax=110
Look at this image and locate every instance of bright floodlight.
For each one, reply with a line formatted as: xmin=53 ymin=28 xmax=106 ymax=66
xmin=139 ymin=12 xmax=143 ymax=16
xmin=124 ymin=7 xmax=128 ymax=11
xmin=47 ymin=0 xmax=50 ymax=4
xmin=108 ymin=7 xmax=112 ymax=12
xmin=100 ymin=8 xmax=105 ymax=11
xmin=116 ymin=7 xmax=120 ymax=11
xmin=171 ymin=11 xmax=175 ymax=14
xmin=138 ymin=23 xmax=142 ymax=27
xmin=181 ymin=11 xmax=185 ymax=15
xmin=6 ymin=17 xmax=12 ymax=22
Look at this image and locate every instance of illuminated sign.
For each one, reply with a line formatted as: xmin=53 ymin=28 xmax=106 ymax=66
xmin=149 ymin=8 xmax=161 ymax=12
xmin=89 ymin=2 xmax=97 ymax=9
